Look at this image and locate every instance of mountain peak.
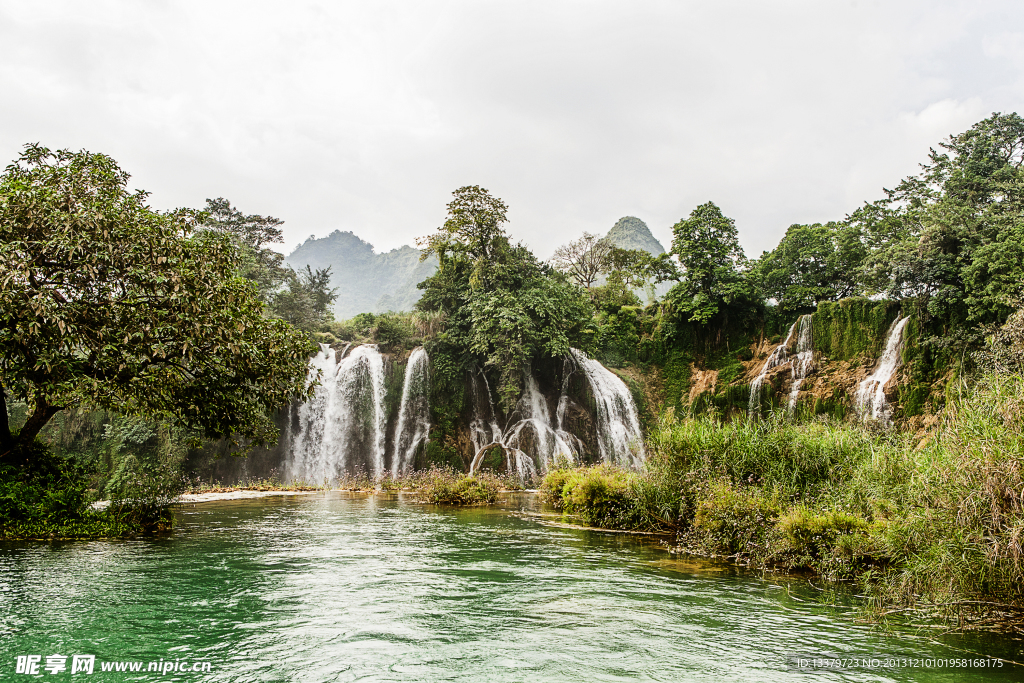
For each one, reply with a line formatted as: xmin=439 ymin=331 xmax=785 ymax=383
xmin=605 ymin=217 xmax=665 ymax=255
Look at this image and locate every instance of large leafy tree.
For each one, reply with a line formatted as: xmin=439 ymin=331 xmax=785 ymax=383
xmin=418 ymin=186 xmax=592 ymax=411
xmin=750 ymin=222 xmax=865 ymax=312
xmin=0 ymin=145 xmax=315 ymax=463
xmin=668 ymin=201 xmax=752 ymax=323
xmin=854 ymin=112 xmax=1024 ymax=335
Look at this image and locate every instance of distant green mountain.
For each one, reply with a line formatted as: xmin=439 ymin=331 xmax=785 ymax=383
xmin=286 ymin=231 xmax=437 ymax=320
xmin=605 ymin=216 xmax=665 ymax=255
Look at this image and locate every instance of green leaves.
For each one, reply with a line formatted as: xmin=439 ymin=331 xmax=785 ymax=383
xmin=417 ymin=187 xmax=593 ymax=413
xmin=668 ymin=202 xmax=750 ymax=323
xmin=0 ymin=145 xmax=315 ymax=455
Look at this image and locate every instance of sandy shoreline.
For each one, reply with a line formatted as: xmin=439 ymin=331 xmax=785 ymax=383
xmin=90 ymin=489 xmax=325 ymax=510
xmin=175 ymin=489 xmax=325 ymax=504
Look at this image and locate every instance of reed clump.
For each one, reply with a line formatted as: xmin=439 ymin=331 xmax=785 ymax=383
xmin=542 ymin=373 xmax=1024 ymax=623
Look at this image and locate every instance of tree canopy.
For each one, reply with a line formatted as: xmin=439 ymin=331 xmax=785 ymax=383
xmin=0 ymin=145 xmax=315 ymax=461
xmin=852 ymin=112 xmax=1024 ymax=338
xmin=667 ymin=201 xmax=751 ymax=323
xmin=417 ymin=186 xmax=592 ymax=411
xmin=749 ymin=221 xmax=865 ymax=313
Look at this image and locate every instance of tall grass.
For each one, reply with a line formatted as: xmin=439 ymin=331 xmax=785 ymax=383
xmin=544 ymin=373 xmax=1024 ymax=620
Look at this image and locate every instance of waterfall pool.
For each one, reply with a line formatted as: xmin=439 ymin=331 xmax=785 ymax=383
xmin=2 ymin=493 xmax=1022 ymax=682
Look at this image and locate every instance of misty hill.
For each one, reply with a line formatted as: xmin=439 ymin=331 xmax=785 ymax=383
xmin=286 ymin=231 xmax=437 ymax=320
xmin=604 ymin=216 xmax=665 ymax=255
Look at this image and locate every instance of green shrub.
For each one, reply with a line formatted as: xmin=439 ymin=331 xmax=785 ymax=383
xmin=689 ymin=481 xmax=782 ymax=555
xmin=0 ymin=439 xmax=175 ymax=539
xmin=418 ymin=467 xmax=501 ymax=505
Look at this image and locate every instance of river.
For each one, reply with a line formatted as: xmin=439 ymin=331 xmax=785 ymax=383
xmin=1 ymin=493 xmax=1021 ymax=682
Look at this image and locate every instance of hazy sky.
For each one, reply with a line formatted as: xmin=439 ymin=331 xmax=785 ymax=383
xmin=2 ymin=1 xmax=1022 ymax=258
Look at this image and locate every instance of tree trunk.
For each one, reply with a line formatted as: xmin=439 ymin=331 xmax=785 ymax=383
xmin=0 ymin=392 xmax=62 ymax=465
xmin=17 ymin=397 xmax=62 ymax=448
xmin=0 ymin=385 xmax=13 ymax=456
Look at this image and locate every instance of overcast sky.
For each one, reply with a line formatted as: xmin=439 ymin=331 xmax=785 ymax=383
xmin=2 ymin=1 xmax=1022 ymax=259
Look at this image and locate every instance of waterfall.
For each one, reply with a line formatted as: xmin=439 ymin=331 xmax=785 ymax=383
xmin=286 ymin=344 xmax=387 ymax=483
xmin=787 ymin=314 xmax=814 ymax=414
xmin=391 ymin=347 xmax=431 ymax=477
xmin=470 ymin=367 xmax=582 ymax=481
xmin=748 ymin=321 xmax=797 ymax=418
xmin=470 ymin=351 xmax=641 ymax=480
xmin=503 ymin=372 xmax=581 ymax=471
xmin=469 ymin=371 xmax=503 ymax=457
xmin=855 ymin=316 xmax=910 ymax=424
xmin=568 ymin=349 xmax=645 ymax=468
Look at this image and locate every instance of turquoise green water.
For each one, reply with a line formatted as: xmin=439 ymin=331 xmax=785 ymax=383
xmin=1 ymin=492 xmax=1022 ymax=682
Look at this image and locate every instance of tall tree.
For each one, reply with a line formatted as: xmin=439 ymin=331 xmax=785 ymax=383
xmin=550 ymin=232 xmax=615 ymax=290
xmin=200 ymin=197 xmax=289 ymax=303
xmin=417 ymin=187 xmax=592 ymax=410
xmin=271 ymin=265 xmax=339 ymax=331
xmin=668 ymin=201 xmax=750 ymax=323
xmin=0 ymin=145 xmax=315 ymax=463
xmin=854 ymin=112 xmax=1024 ymax=334
xmin=749 ymin=222 xmax=864 ymax=312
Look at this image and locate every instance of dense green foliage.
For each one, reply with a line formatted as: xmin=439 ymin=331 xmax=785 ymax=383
xmin=749 ymin=221 xmax=865 ymax=313
xmin=666 ymin=202 xmax=753 ymax=323
xmin=0 ymin=439 xmax=171 ymax=539
xmin=544 ymin=370 xmax=1024 ymax=617
xmin=0 ymin=145 xmax=315 ymax=462
xmin=417 ymin=186 xmax=593 ymax=413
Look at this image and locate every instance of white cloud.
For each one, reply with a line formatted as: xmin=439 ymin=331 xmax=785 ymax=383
xmin=0 ymin=0 xmax=1022 ymax=259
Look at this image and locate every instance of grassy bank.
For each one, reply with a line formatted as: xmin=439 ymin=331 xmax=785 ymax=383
xmin=543 ymin=373 xmax=1024 ymax=626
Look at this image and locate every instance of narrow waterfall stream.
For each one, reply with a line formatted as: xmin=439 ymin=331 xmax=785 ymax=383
xmin=786 ymin=314 xmax=814 ymax=413
xmin=569 ymin=349 xmax=645 ymax=468
xmin=391 ymin=347 xmax=431 ymax=476
xmin=748 ymin=321 xmax=798 ymax=417
xmin=855 ymin=316 xmax=910 ymax=423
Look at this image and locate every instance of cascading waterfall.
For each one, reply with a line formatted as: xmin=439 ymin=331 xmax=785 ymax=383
xmin=786 ymin=314 xmax=814 ymax=413
xmin=287 ymin=344 xmax=387 ymax=483
xmin=855 ymin=316 xmax=910 ymax=424
xmin=748 ymin=321 xmax=798 ymax=417
xmin=469 ymin=368 xmax=581 ymax=482
xmin=469 ymin=371 xmax=503 ymax=457
xmin=568 ymin=349 xmax=645 ymax=469
xmin=469 ymin=350 xmax=642 ymax=480
xmin=391 ymin=347 xmax=431 ymax=477
xmin=504 ymin=372 xmax=582 ymax=471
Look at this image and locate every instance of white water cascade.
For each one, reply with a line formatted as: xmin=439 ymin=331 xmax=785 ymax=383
xmin=855 ymin=316 xmax=910 ymax=424
xmin=286 ymin=344 xmax=387 ymax=483
xmin=469 ymin=371 xmax=503 ymax=458
xmin=469 ymin=368 xmax=582 ymax=482
xmin=504 ymin=371 xmax=583 ymax=470
xmin=568 ymin=349 xmax=645 ymax=469
xmin=391 ymin=347 xmax=431 ymax=477
xmin=469 ymin=350 xmax=644 ymax=480
xmin=787 ymin=315 xmax=814 ymax=414
xmin=748 ymin=321 xmax=798 ymax=418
